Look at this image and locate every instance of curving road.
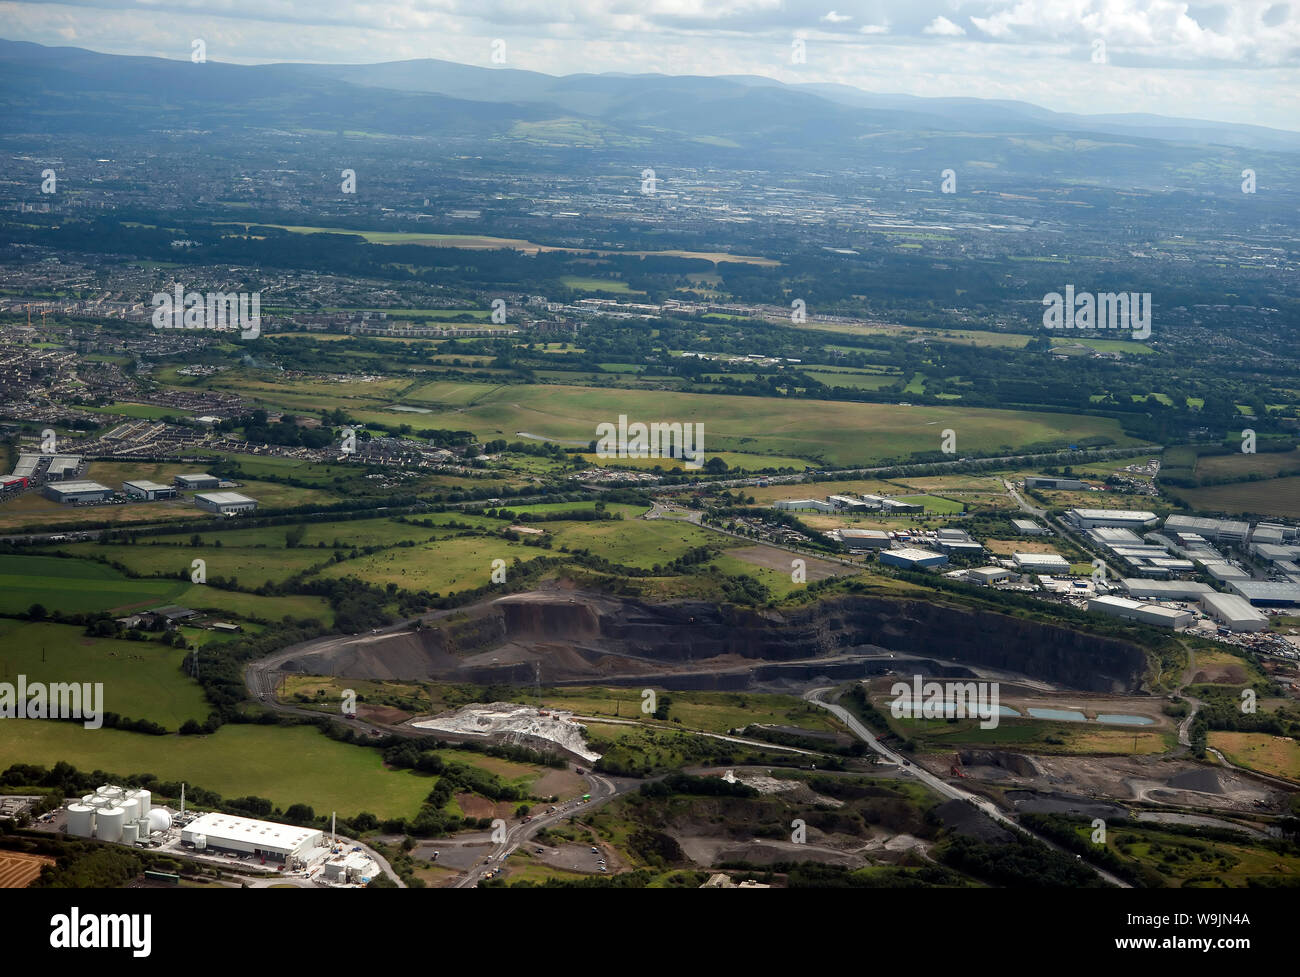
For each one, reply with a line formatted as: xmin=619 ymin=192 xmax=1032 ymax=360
xmin=803 ymin=686 xmax=1130 ymax=888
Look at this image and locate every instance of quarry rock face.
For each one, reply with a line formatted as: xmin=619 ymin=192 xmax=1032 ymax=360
xmin=285 ymin=590 xmax=1149 ymax=693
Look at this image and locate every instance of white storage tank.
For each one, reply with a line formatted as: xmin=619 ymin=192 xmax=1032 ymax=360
xmin=147 ymin=809 xmax=172 ymax=834
xmin=81 ymin=793 xmax=97 ymax=806
xmin=66 ymin=804 xmax=95 ymax=838
xmin=96 ymin=785 xmax=123 ymax=801
xmin=119 ymin=796 xmax=139 ymax=823
xmin=192 ymin=832 xmax=207 ymax=851
xmin=97 ymin=806 xmax=125 ymax=843
xmin=121 ymin=822 xmax=138 ymax=845
xmin=88 ymin=796 xmax=111 ymax=809
xmin=129 ymin=789 xmax=151 ymax=818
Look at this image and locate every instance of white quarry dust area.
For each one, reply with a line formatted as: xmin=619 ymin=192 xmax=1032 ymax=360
xmin=412 ymin=701 xmax=601 ymax=762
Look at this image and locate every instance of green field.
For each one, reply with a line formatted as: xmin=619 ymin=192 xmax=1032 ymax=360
xmin=0 ymin=554 xmax=185 ymax=616
xmin=0 ymin=723 xmax=438 ymax=818
xmin=0 ymin=620 xmax=209 ymax=729
xmin=212 ymin=379 xmax=1131 ymax=469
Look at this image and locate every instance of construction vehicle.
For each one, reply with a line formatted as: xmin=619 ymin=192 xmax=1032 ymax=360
xmin=950 ymin=753 xmax=966 ymax=778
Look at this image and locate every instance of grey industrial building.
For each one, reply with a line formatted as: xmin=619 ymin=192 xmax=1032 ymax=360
xmin=839 ymin=528 xmax=890 ymax=550
xmin=194 ymin=491 xmax=257 ymax=515
xmin=1163 ymin=514 xmax=1250 ymax=545
xmin=1025 ymin=476 xmax=1088 ymax=490
xmin=1121 ymin=579 xmax=1214 ymax=600
xmin=879 ymin=548 xmax=948 ymax=570
xmin=123 ymin=480 xmax=177 ymax=501
xmin=1065 ymin=508 xmax=1158 ymax=530
xmin=1011 ymin=519 xmax=1046 ymax=535
xmin=1226 ymin=580 xmax=1300 ymax=607
xmin=175 ymin=473 xmax=222 ymax=490
xmin=43 ymin=480 xmax=113 ymax=504
xmin=1088 ymin=595 xmax=1192 ymax=629
xmin=1199 ymin=593 xmax=1268 ymax=633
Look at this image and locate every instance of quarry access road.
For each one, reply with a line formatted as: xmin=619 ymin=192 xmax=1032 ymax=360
xmin=804 ymin=687 xmax=1131 ymax=888
xmin=454 ymin=770 xmax=633 ymax=889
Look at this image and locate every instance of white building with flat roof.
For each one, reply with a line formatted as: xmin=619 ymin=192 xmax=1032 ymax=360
xmin=123 ymin=480 xmax=177 ymax=501
xmin=181 ymin=811 xmax=323 ymax=863
xmin=1122 ymin=579 xmax=1214 ymax=600
xmin=1012 ymin=552 xmax=1071 ymax=573
xmin=194 ymin=491 xmax=257 ymax=515
xmin=1088 ymin=595 xmax=1192 ymax=629
xmin=1065 ymin=508 xmax=1158 ymax=530
xmin=1011 ymin=519 xmax=1046 ymax=535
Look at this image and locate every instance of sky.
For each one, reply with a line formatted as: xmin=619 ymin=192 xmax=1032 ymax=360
xmin=2 ymin=0 xmax=1298 ymax=130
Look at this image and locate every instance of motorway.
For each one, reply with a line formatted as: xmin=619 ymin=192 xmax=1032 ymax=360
xmin=803 ymin=686 xmax=1131 ymax=888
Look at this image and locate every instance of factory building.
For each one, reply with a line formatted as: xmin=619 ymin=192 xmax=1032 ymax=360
xmin=879 ymin=548 xmax=948 ymax=570
xmin=43 ymin=480 xmax=113 ymax=504
xmin=967 ymin=567 xmax=1011 ymax=585
xmin=123 ymin=480 xmax=178 ymax=501
xmin=1088 ymin=596 xmax=1192 ymax=629
xmin=1087 ymin=527 xmax=1144 ymax=547
xmin=1012 ymin=552 xmax=1071 ymax=573
xmin=174 ymin=473 xmax=222 ymax=490
xmin=1226 ymin=580 xmax=1300 ymax=607
xmin=1064 ymin=508 xmax=1158 ymax=531
xmin=839 ymin=528 xmax=890 ymax=550
xmin=1025 ymin=476 xmax=1088 ymax=490
xmin=1163 ymin=515 xmax=1250 ymax=545
xmin=1199 ymin=593 xmax=1269 ymax=633
xmin=1011 ymin=519 xmax=1046 ymax=535
xmin=1121 ymin=579 xmax=1214 ymax=600
xmin=45 ymin=456 xmax=82 ymax=480
xmin=181 ymin=811 xmax=324 ymax=863
xmin=1200 ymin=560 xmax=1251 ymax=582
xmin=828 ymin=495 xmax=872 ymax=511
xmin=773 ymin=499 xmax=833 ymax=513
xmin=194 ymin=491 xmax=257 ymax=515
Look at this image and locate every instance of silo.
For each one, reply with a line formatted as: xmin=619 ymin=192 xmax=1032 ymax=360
xmin=192 ymin=832 xmax=207 ymax=851
xmin=119 ymin=796 xmax=139 ymax=823
xmin=147 ymin=809 xmax=172 ymax=834
xmin=96 ymin=806 xmax=125 ymax=843
xmin=66 ymin=804 xmax=95 ymax=838
xmin=129 ymin=788 xmax=151 ymax=818
xmin=88 ymin=795 xmax=111 ymax=809
xmin=81 ymin=793 xmax=97 ymax=806
xmin=121 ymin=822 xmax=138 ymax=845
xmin=96 ymin=785 xmax=123 ymax=801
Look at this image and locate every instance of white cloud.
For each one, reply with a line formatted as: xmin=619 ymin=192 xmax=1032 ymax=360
xmin=858 ymin=23 xmax=889 ymax=35
xmin=821 ymin=10 xmax=851 ymax=23
xmin=923 ymin=15 xmax=966 ymax=37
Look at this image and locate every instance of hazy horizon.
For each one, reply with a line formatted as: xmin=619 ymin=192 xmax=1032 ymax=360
xmin=3 ymin=0 xmax=1298 ymax=132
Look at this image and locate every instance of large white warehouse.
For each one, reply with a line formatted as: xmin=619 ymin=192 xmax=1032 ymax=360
xmin=181 ymin=811 xmax=323 ymax=862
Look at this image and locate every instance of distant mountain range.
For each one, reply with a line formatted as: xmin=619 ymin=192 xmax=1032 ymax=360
xmin=2 ymin=39 xmax=1296 ymax=180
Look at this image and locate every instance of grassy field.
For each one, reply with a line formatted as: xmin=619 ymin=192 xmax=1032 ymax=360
xmin=1170 ymin=477 xmax=1300 ymax=519
xmin=202 ymin=376 xmax=1134 ymax=468
xmin=0 ymin=723 xmax=440 ymax=819
xmin=529 ymin=688 xmax=845 ymax=735
xmin=0 ymin=620 xmax=209 ymax=729
xmin=0 ymin=554 xmax=186 ymax=616
xmin=228 ymin=223 xmax=780 ymax=266
xmin=1194 ymin=448 xmax=1300 ymax=480
xmin=1209 ymin=731 xmax=1300 ymax=781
